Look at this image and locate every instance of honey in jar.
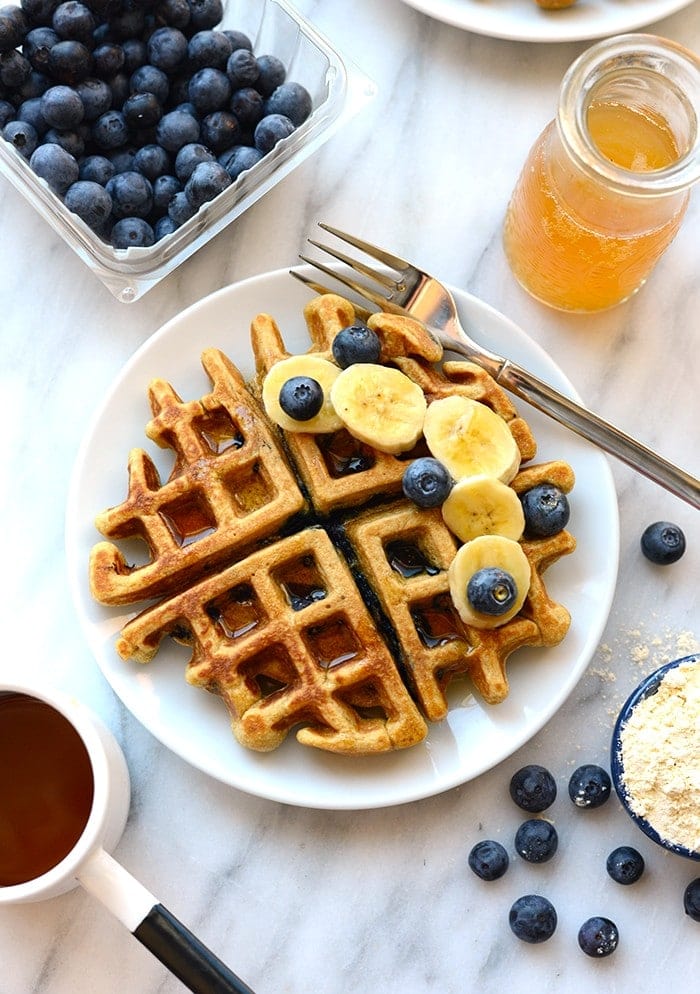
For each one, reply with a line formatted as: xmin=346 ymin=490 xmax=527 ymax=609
xmin=503 ymin=34 xmax=700 ymax=312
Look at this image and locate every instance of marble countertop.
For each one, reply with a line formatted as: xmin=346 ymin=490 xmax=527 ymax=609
xmin=1 ymin=0 xmax=699 ymax=991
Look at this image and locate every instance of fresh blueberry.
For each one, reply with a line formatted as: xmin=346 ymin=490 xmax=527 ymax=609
xmin=187 ymin=0 xmax=223 ymax=31
xmin=122 ymin=91 xmax=162 ymax=129
xmin=229 ymin=85 xmax=263 ymax=128
xmin=174 ymin=141 xmax=213 ymax=181
xmin=514 ymin=818 xmax=558 ymax=863
xmin=105 ymin=169 xmax=152 ymax=218
xmin=577 ymin=916 xmax=619 ymax=957
xmin=0 ymin=98 xmax=14 ymax=128
xmin=402 ymin=457 xmax=453 ymax=509
xmin=468 ymin=840 xmax=509 ymax=881
xmin=133 ymin=142 xmax=170 ymax=180
xmin=218 ymin=143 xmax=261 ymax=180
xmin=78 ymin=153 xmax=114 ymax=184
xmin=91 ymin=108 xmax=129 ymax=150
xmin=107 ymin=70 xmax=129 ymax=109
xmin=605 ymin=845 xmax=645 ymax=885
xmin=46 ymin=39 xmax=92 ymax=86
xmin=154 ymin=214 xmax=178 ymax=239
xmin=92 ymin=42 xmax=125 ymax=80
xmin=0 ymin=5 xmax=29 ymax=52
xmin=253 ymin=112 xmax=294 ymax=154
xmin=199 ymin=109 xmax=239 ymax=153
xmin=187 ymin=30 xmax=232 ymax=71
xmin=467 ymin=567 xmax=517 ymax=617
xmin=110 ymin=215 xmax=154 ymax=248
xmin=684 ymin=877 xmax=700 ymax=921
xmin=29 ymin=141 xmax=79 ymax=193
xmin=130 ymin=64 xmax=169 ymax=105
xmin=75 ymin=77 xmax=112 ymax=121
xmin=40 ymin=84 xmax=84 ymax=129
xmin=19 ymin=0 xmax=60 ymax=26
xmin=263 ymin=81 xmax=312 ymax=126
xmin=187 ymin=66 xmax=231 ymax=115
xmin=520 ymin=484 xmax=570 ymax=538
xmin=156 ymin=107 xmax=199 ymax=152
xmin=107 ymin=145 xmax=136 ymax=173
xmin=640 ymin=521 xmax=686 ymax=565
xmin=222 ymin=30 xmax=252 ymax=53
xmin=23 ymin=26 xmax=60 ymax=75
xmin=16 ymin=97 xmax=48 ymax=137
xmin=0 ymin=49 xmax=32 ymax=90
xmin=44 ymin=126 xmax=84 ymax=157
xmin=183 ymin=158 xmax=230 ymax=208
xmin=255 ymin=54 xmax=286 ymax=98
xmin=331 ymin=323 xmax=381 ymax=368
xmin=52 ymin=2 xmax=96 ymax=45
xmin=225 ymin=47 xmax=259 ymax=89
xmin=121 ymin=38 xmax=147 ymax=75
xmin=508 ymin=895 xmax=557 ymax=943
xmin=278 ymin=376 xmax=324 ymax=421
xmin=509 ymin=765 xmax=557 ymax=813
xmin=167 ymin=188 xmax=195 ymax=225
xmin=152 ymin=172 xmax=181 ymax=213
xmin=16 ymin=70 xmax=50 ymax=102
xmin=64 ymin=178 xmax=112 ymax=231
xmin=3 ymin=119 xmax=38 ymax=157
xmin=152 ymin=0 xmax=189 ymax=31
xmin=568 ymin=764 xmax=611 ymax=809
xmin=147 ymin=27 xmax=187 ymax=75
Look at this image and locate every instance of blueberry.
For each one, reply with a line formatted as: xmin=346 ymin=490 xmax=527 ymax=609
xmin=331 ymin=323 xmax=381 ymax=368
xmin=218 ymin=143 xmax=261 ymax=180
xmin=229 ymin=85 xmax=263 ymax=128
xmin=154 ymin=214 xmax=178 ymax=239
xmin=52 ymin=2 xmax=96 ymax=45
xmin=508 ymin=895 xmax=557 ymax=944
xmin=187 ymin=0 xmax=223 ymax=31
xmin=199 ymin=109 xmax=239 ymax=153
xmin=577 ymin=916 xmax=619 ymax=957
xmin=133 ymin=142 xmax=170 ymax=180
xmin=147 ymin=27 xmax=187 ymax=75
xmin=402 ymin=457 xmax=453 ymax=509
xmin=520 ymin=484 xmax=570 ymax=538
xmin=0 ymin=5 xmax=29 ymax=52
xmin=509 ymin=765 xmax=557 ymax=813
xmin=183 ymin=158 xmax=229 ymax=208
xmin=264 ymin=81 xmax=312 ymax=126
xmin=222 ymin=30 xmax=252 ymax=53
xmin=568 ymin=764 xmax=611 ymax=809
xmin=23 ymin=26 xmax=60 ymax=74
xmin=16 ymin=70 xmax=50 ymax=102
xmin=46 ymin=39 xmax=92 ymax=85
xmin=684 ymin=877 xmax=700 ymax=921
xmin=188 ymin=66 xmax=230 ymax=115
xmin=64 ymin=178 xmax=112 ymax=231
xmin=44 ymin=125 xmax=84 ymax=157
xmin=468 ymin=840 xmax=509 ymax=881
xmin=111 ymin=215 xmax=154 ymax=248
xmin=105 ymin=169 xmax=152 ymax=218
xmin=91 ymin=108 xmax=128 ymax=150
xmin=29 ymin=141 xmax=78 ymax=193
xmin=75 ymin=77 xmax=112 ymax=121
xmin=78 ymin=153 xmax=114 ymax=184
xmin=167 ymin=188 xmax=195 ymax=225
xmin=130 ymin=64 xmax=169 ymax=105
xmin=156 ymin=107 xmax=199 ymax=152
xmin=121 ymin=38 xmax=147 ymax=75
xmin=122 ymin=91 xmax=162 ymax=129
xmin=640 ymin=521 xmax=686 ymax=565
xmin=3 ymin=119 xmax=38 ymax=157
xmin=0 ymin=49 xmax=32 ymax=89
xmin=0 ymin=98 xmax=16 ymax=128
xmin=153 ymin=0 xmax=189 ymax=31
xmin=19 ymin=0 xmax=60 ymax=25
xmin=107 ymin=145 xmax=136 ymax=173
xmin=40 ymin=84 xmax=84 ymax=129
xmin=187 ymin=30 xmax=232 ymax=71
xmin=467 ymin=567 xmax=517 ymax=617
xmin=278 ymin=376 xmax=324 ymax=421
xmin=253 ymin=112 xmax=294 ymax=154
xmin=514 ymin=818 xmax=558 ymax=863
xmin=606 ymin=845 xmax=645 ymax=885
xmin=255 ymin=54 xmax=286 ymax=98
xmin=174 ymin=141 xmax=213 ymax=181
xmin=92 ymin=42 xmax=124 ymax=80
xmin=225 ymin=47 xmax=258 ymax=89
xmin=152 ymin=172 xmax=181 ymax=213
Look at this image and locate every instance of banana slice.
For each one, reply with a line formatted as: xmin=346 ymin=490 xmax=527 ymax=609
xmin=442 ymin=474 xmax=525 ymax=543
xmin=262 ymin=355 xmax=342 ymax=433
xmin=448 ymin=534 xmax=530 ymax=629
xmin=329 ymin=363 xmax=427 ymax=455
xmin=423 ymin=395 xmax=521 ymax=483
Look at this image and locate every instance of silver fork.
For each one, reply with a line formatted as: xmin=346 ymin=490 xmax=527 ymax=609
xmin=293 ymin=222 xmax=699 ymax=511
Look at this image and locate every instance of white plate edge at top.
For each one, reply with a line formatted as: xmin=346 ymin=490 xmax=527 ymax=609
xmin=65 ymin=267 xmax=619 ymax=810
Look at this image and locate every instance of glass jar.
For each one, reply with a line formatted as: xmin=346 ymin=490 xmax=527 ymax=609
xmin=503 ymin=34 xmax=700 ymax=312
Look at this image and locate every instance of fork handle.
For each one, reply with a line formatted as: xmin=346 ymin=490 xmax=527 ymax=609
xmin=496 ymin=359 xmax=700 ymax=510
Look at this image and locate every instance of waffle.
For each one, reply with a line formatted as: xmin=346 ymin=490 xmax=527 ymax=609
xmin=90 ymin=293 xmax=577 ymax=755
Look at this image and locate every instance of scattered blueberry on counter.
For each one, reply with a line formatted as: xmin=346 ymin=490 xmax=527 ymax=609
xmin=567 ymin=763 xmax=611 ymax=809
xmin=509 ymin=763 xmax=557 ymax=813
xmin=640 ymin=521 xmax=687 ymax=565
xmin=577 ymin=916 xmax=619 ymax=958
xmin=684 ymin=879 xmax=700 ymax=922
xmin=508 ymin=894 xmax=558 ymax=944
xmin=467 ymin=840 xmax=509 ymax=882
xmin=0 ymin=0 xmax=313 ymax=248
xmin=605 ymin=845 xmax=645 ymax=885
xmin=514 ymin=818 xmax=558 ymax=864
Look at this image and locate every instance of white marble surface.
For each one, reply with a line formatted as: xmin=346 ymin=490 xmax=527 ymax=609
xmin=1 ymin=0 xmax=699 ymax=991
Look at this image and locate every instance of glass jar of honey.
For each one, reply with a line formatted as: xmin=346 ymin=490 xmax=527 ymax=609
xmin=503 ymin=34 xmax=700 ymax=312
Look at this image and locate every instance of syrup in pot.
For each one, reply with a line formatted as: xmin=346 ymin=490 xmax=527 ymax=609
xmin=0 ymin=693 xmax=94 ymax=886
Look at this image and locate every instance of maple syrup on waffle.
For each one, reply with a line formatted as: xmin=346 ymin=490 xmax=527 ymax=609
xmin=0 ymin=693 xmax=94 ymax=886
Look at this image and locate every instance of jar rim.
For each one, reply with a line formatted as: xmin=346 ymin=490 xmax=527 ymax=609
xmin=558 ymin=33 xmax=700 ymax=197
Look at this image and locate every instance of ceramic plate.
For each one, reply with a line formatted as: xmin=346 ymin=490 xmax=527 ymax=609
xmin=398 ymin=0 xmax=697 ymax=43
xmin=66 ymin=267 xmax=619 ymax=810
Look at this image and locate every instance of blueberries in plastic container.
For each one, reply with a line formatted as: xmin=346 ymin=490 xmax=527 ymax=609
xmin=147 ymin=26 xmax=187 ymax=75
xmin=606 ymin=846 xmax=645 ymax=885
xmin=183 ymin=158 xmax=229 ymax=209
xmin=111 ymin=215 xmax=154 ymax=248
xmin=91 ymin=108 xmax=128 ymax=150
xmin=264 ymin=81 xmax=312 ymax=126
xmin=577 ymin=916 xmax=619 ymax=957
xmin=218 ymin=143 xmax=261 ymax=181
xmin=3 ymin=118 xmax=38 ymax=156
xmin=514 ymin=818 xmax=558 ymax=864
xmin=225 ymin=47 xmax=258 ymax=89
xmin=64 ymin=178 xmax=112 ymax=232
xmin=253 ymin=112 xmax=294 ymax=154
xmin=568 ymin=764 xmax=611 ymax=809
xmin=509 ymin=895 xmax=557 ymax=943
xmin=509 ymin=764 xmax=557 ymax=813
xmin=106 ymin=169 xmax=153 ymax=218
xmin=40 ymin=83 xmax=83 ymax=129
xmin=187 ymin=30 xmax=233 ymax=72
xmin=156 ymin=107 xmax=200 ymax=152
xmin=640 ymin=521 xmax=686 ymax=565
xmin=174 ymin=141 xmax=213 ymax=182
xmin=29 ymin=140 xmax=78 ymax=192
xmin=468 ymin=840 xmax=509 ymax=881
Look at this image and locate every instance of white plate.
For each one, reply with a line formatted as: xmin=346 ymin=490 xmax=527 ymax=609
xmin=66 ymin=268 xmax=619 ymax=810
xmin=398 ymin=0 xmax=697 ymax=43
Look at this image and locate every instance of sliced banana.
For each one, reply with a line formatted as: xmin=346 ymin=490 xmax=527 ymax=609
xmin=329 ymin=363 xmax=427 ymax=455
xmin=442 ymin=474 xmax=525 ymax=544
xmin=448 ymin=534 xmax=530 ymax=629
xmin=262 ymin=355 xmax=342 ymax=433
xmin=423 ymin=395 xmax=521 ymax=483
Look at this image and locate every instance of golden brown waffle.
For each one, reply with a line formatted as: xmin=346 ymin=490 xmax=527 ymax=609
xmin=91 ymin=293 xmax=577 ymax=755
xmin=89 ymin=348 xmax=306 ymax=606
xmin=115 ymin=526 xmax=428 ymax=753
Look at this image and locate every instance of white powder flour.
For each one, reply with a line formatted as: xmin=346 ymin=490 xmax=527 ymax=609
xmin=618 ymin=659 xmax=700 ymax=854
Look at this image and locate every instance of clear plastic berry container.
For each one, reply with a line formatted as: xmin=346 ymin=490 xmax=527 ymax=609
xmin=0 ymin=0 xmax=375 ymax=302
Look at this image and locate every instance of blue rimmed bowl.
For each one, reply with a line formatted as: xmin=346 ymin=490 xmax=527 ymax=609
xmin=611 ymin=653 xmax=700 ymax=861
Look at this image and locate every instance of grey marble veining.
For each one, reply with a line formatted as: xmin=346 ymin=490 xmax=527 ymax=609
xmin=1 ymin=1 xmax=699 ymax=992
